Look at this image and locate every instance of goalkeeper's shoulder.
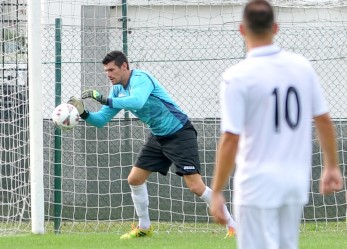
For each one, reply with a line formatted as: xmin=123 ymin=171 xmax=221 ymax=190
xmin=131 ymin=69 xmax=158 ymax=85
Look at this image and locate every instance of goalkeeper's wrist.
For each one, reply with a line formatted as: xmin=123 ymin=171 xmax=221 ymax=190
xmin=99 ymin=96 xmax=109 ymax=105
xmin=98 ymin=96 xmax=111 ymax=106
xmin=80 ymin=110 xmax=90 ymax=120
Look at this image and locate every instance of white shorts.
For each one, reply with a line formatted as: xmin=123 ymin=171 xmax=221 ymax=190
xmin=234 ymin=204 xmax=302 ymax=249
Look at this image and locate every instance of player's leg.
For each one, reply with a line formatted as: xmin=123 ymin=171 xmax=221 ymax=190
xmin=121 ymin=135 xmax=172 ymax=239
xmin=120 ymin=166 xmax=153 ymax=239
xmin=183 ymin=173 xmax=237 ymax=237
xmin=161 ymin=121 xmax=236 ymax=235
xmin=128 ymin=167 xmax=152 ymax=229
xmin=278 ymin=204 xmax=302 ymax=249
xmin=182 ymin=173 xmax=205 ymax=195
xmin=234 ymin=205 xmax=280 ymax=249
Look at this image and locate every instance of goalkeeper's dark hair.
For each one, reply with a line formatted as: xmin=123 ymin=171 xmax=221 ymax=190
xmin=102 ymin=50 xmax=129 ymax=69
xmin=243 ymin=0 xmax=274 ymax=35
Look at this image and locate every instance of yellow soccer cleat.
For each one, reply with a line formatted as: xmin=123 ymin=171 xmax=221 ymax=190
xmin=120 ymin=224 xmax=153 ymax=239
xmin=225 ymin=227 xmax=236 ymax=239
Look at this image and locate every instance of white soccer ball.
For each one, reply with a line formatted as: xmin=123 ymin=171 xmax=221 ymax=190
xmin=51 ymin=103 xmax=79 ymax=130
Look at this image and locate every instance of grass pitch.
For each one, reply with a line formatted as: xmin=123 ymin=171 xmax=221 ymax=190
xmin=1 ymin=223 xmax=346 ymax=249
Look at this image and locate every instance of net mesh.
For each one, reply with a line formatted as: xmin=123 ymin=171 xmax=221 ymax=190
xmin=0 ymin=0 xmax=29 ymax=235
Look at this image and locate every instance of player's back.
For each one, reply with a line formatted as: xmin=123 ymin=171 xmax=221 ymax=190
xmin=222 ymin=45 xmax=327 ymax=207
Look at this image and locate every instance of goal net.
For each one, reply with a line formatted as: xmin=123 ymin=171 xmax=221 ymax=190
xmin=1 ymin=0 xmax=346 ymax=234
xmin=0 ymin=0 xmax=29 ymax=235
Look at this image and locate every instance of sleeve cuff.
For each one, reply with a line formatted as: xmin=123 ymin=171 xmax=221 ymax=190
xmin=80 ymin=110 xmax=90 ymax=120
xmin=106 ymin=98 xmax=112 ymax=107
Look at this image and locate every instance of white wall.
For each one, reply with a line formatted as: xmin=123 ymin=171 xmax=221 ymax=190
xmin=110 ymin=4 xmax=347 ymax=118
xmin=40 ymin=1 xmax=347 ymax=118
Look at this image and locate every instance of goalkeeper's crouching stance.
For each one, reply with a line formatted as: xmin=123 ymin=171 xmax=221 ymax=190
xmin=68 ymin=50 xmax=236 ymax=239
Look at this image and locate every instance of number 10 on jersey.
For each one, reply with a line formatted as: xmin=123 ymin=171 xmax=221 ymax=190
xmin=272 ymin=86 xmax=301 ymax=132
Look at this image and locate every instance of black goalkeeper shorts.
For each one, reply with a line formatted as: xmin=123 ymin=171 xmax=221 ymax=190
xmin=135 ymin=121 xmax=201 ymax=176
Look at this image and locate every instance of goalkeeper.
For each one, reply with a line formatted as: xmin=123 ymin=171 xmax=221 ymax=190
xmin=69 ymin=50 xmax=236 ymax=239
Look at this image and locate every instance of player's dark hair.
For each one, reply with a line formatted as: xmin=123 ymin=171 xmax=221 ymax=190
xmin=102 ymin=50 xmax=129 ymax=69
xmin=243 ymin=0 xmax=274 ymax=35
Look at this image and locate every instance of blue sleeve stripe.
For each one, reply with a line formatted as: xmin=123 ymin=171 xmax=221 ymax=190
xmin=151 ymin=95 xmax=188 ymax=125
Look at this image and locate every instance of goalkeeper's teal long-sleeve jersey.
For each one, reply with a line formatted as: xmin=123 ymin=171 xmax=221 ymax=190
xmin=84 ymin=69 xmax=188 ymax=136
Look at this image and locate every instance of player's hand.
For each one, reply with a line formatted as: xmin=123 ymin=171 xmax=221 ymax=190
xmin=319 ymin=166 xmax=343 ymax=195
xmin=210 ymin=191 xmax=228 ymax=225
xmin=82 ymin=89 xmax=108 ymax=105
xmin=67 ymin=96 xmax=85 ymax=115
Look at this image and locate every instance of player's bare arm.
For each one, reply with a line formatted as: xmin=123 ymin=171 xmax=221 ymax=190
xmin=211 ymin=132 xmax=239 ymax=224
xmin=314 ymin=113 xmax=343 ymax=195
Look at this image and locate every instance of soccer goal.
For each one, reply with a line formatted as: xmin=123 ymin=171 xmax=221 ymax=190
xmin=1 ymin=0 xmax=346 ymax=235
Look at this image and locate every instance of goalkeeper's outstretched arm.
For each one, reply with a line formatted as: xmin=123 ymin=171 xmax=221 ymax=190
xmin=82 ymin=75 xmax=154 ymax=111
xmin=68 ymin=96 xmax=121 ymax=128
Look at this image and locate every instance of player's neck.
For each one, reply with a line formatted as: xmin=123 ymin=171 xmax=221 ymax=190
xmin=246 ymin=35 xmax=273 ymax=51
xmin=246 ymin=40 xmax=273 ymax=51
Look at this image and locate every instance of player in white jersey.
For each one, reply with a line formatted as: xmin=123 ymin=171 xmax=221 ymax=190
xmin=210 ymin=1 xmax=343 ymax=249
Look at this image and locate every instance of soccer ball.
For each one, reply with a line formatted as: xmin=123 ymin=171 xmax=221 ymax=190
xmin=51 ymin=103 xmax=79 ymax=130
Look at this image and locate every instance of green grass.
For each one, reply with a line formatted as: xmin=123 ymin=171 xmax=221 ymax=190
xmin=300 ymin=231 xmax=347 ymax=249
xmin=1 ymin=225 xmax=346 ymax=249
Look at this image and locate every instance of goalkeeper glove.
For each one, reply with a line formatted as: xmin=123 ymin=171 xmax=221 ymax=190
xmin=67 ymin=96 xmax=89 ymax=119
xmin=82 ymin=89 xmax=108 ymax=105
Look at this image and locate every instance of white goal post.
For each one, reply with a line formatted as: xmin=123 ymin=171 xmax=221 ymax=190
xmin=28 ymin=0 xmax=44 ymax=234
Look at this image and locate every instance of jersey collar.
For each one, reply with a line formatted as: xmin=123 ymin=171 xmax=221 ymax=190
xmin=123 ymin=70 xmax=133 ymax=89
xmin=246 ymin=45 xmax=281 ymax=58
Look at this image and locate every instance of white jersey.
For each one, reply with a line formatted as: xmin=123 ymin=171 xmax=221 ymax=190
xmin=221 ymin=45 xmax=328 ymax=208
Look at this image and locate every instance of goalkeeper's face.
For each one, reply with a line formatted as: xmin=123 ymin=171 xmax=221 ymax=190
xmin=104 ymin=61 xmax=128 ymax=86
